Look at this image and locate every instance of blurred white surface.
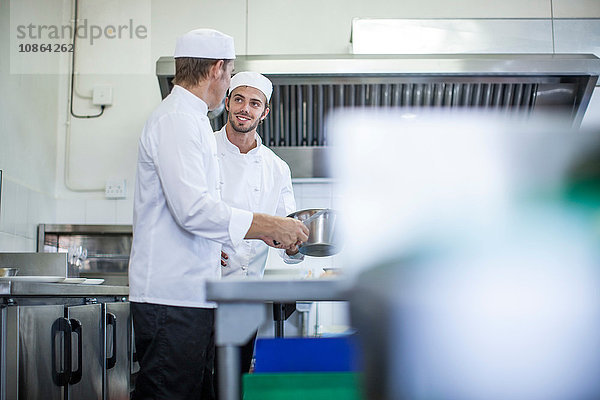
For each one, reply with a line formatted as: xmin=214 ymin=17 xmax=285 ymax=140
xmin=336 ymin=109 xmax=600 ymax=399
xmin=328 ymin=109 xmax=591 ymax=275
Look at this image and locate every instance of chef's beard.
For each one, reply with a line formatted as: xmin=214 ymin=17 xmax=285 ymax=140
xmin=229 ymin=113 xmax=260 ymax=134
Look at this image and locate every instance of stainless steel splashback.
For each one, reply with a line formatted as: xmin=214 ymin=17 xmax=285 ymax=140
xmin=156 ymin=54 xmax=600 ymax=177
xmin=37 ymin=224 xmax=132 ymax=285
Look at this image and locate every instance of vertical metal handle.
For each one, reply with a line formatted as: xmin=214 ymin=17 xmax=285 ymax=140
xmin=52 ymin=317 xmax=72 ymax=387
xmin=106 ymin=312 xmax=117 ymax=369
xmin=69 ymin=318 xmax=83 ymax=384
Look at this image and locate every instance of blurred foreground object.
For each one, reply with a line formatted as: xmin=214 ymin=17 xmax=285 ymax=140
xmin=328 ymin=110 xmax=600 ymax=400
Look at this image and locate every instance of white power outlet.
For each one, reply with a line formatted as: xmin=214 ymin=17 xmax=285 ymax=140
xmin=105 ymin=179 xmax=126 ymax=199
xmin=93 ymin=85 xmax=113 ymax=106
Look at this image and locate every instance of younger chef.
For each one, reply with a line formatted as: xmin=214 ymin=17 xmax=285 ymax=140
xmin=215 ymin=72 xmax=305 ymax=379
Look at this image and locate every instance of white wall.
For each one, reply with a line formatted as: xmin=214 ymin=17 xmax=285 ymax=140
xmin=2 ymin=0 xmax=600 ymax=253
xmin=0 ymin=0 xmax=65 ymax=250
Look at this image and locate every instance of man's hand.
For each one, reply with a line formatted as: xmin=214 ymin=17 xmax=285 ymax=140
xmin=221 ymin=251 xmax=228 ymax=267
xmin=246 ymin=214 xmax=309 ymax=249
xmin=285 ymin=240 xmax=302 ymax=255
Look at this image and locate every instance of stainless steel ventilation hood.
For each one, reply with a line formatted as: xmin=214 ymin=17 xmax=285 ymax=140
xmin=156 ymin=54 xmax=600 ymax=178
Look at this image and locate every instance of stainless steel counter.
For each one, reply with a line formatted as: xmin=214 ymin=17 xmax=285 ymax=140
xmin=205 ymin=278 xmax=352 ymax=400
xmin=0 ymin=282 xmax=128 ymax=297
xmin=206 ymin=277 xmax=351 ymax=303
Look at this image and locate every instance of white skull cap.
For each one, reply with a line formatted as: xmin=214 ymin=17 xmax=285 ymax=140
xmin=229 ymin=71 xmax=273 ymax=102
xmin=174 ymin=28 xmax=235 ymax=59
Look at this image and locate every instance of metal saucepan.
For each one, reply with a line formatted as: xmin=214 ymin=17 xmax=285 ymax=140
xmin=0 ymin=267 xmax=19 ymax=277
xmin=288 ymin=208 xmax=341 ymax=257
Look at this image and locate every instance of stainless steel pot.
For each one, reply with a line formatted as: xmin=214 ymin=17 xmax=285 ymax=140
xmin=288 ymin=208 xmax=341 ymax=257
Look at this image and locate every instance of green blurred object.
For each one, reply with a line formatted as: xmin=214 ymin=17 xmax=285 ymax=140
xmin=243 ymin=372 xmax=363 ymax=400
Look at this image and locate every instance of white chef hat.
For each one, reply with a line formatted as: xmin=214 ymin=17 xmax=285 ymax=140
xmin=174 ymin=28 xmax=235 ymax=59
xmin=229 ymin=71 xmax=273 ymax=102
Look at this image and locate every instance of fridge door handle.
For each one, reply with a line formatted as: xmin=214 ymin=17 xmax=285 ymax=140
xmin=106 ymin=312 xmax=118 ymax=369
xmin=51 ymin=317 xmax=72 ymax=386
xmin=69 ymin=318 xmax=83 ymax=384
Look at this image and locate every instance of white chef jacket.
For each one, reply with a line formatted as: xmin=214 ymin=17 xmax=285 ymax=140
xmin=129 ymin=85 xmax=254 ymax=308
xmin=215 ymin=127 xmax=303 ymax=279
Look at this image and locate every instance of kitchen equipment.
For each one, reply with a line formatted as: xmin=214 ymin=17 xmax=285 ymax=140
xmin=0 ymin=276 xmax=64 ymax=283
xmin=0 ymin=267 xmax=18 ymax=277
xmin=288 ymin=208 xmax=340 ymax=256
xmin=157 ymin=53 xmax=600 ymax=178
xmin=0 ymin=253 xmax=75 ymax=277
xmin=1 ymin=285 xmax=130 ymax=399
xmin=38 ymin=224 xmax=132 ymax=285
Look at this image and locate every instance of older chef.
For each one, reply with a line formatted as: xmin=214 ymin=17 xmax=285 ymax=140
xmin=214 ymin=71 xmax=304 ymax=377
xmin=128 ymin=29 xmax=308 ymax=400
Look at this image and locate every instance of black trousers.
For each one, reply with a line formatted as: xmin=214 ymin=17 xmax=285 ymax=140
xmin=131 ymin=302 xmax=216 ymax=400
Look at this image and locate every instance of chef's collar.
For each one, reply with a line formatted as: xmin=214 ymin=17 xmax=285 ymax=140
xmin=172 ymin=85 xmax=209 ymax=115
xmin=221 ymin=129 xmax=262 ymax=155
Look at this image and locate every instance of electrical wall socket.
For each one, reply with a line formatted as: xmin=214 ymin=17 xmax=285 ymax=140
xmin=105 ymin=179 xmax=126 ymax=199
xmin=93 ymin=85 xmax=113 ymax=106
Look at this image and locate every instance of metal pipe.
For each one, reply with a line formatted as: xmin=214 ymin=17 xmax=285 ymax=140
xmin=296 ymin=85 xmax=302 ymax=146
xmin=452 ymin=84 xmax=461 ymax=107
xmin=462 ymin=84 xmax=473 ymax=106
xmin=513 ymin=83 xmax=524 ymax=110
xmin=482 ymin=84 xmax=492 ymax=107
xmin=434 ymin=83 xmax=444 ymax=107
xmin=282 ymin=85 xmax=290 ymax=146
xmin=306 ymin=85 xmax=314 ymax=145
xmin=392 ymin=84 xmax=401 ymax=106
xmin=382 ymin=84 xmax=390 ymax=107
xmin=317 ymin=85 xmax=324 ymax=145
xmin=472 ymin=83 xmax=482 ymax=107
xmin=444 ymin=84 xmax=453 ymax=107
xmin=356 ymin=85 xmax=365 ymax=107
xmin=403 ymin=84 xmax=411 ymax=106
xmin=272 ymin=86 xmax=280 ymax=146
xmin=300 ymin=86 xmax=307 ymax=145
xmin=414 ymin=84 xmax=423 ymax=107
xmin=347 ymin=84 xmax=355 ymax=107
xmin=289 ymin=85 xmax=296 ymax=146
xmin=503 ymin=84 xmax=515 ymax=110
xmin=325 ymin=85 xmax=334 ymax=144
xmin=423 ymin=84 xmax=433 ymax=107
xmin=492 ymin=84 xmax=503 ymax=108
xmin=218 ymin=345 xmax=241 ymax=400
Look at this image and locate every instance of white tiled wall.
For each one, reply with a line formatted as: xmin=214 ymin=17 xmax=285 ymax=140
xmin=553 ymin=0 xmax=600 ymax=18
xmin=0 ymin=176 xmax=56 ymax=252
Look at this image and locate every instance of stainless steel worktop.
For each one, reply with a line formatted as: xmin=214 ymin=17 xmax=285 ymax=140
xmin=0 ymin=282 xmax=128 ymax=297
xmin=205 ymin=277 xmax=352 ymax=303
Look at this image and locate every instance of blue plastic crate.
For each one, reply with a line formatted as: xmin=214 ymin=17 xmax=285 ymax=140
xmin=254 ymin=336 xmax=362 ymax=373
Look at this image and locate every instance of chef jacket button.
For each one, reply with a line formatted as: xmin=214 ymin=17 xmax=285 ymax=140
xmin=254 ymin=188 xmax=260 ymax=192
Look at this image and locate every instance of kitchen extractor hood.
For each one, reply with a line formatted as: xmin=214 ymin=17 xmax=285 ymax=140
xmin=156 ymin=54 xmax=600 ymax=178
